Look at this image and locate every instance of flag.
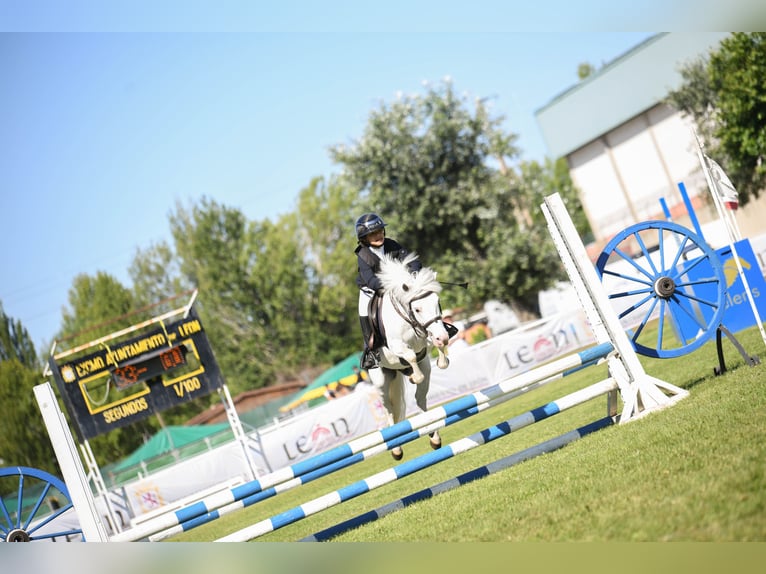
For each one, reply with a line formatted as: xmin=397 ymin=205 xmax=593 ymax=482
xmin=705 ymin=155 xmax=739 ymax=210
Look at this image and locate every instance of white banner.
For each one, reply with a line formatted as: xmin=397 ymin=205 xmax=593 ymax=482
xmin=402 ymin=308 xmax=596 ymax=415
xmin=256 ymin=387 xmax=388 ymax=470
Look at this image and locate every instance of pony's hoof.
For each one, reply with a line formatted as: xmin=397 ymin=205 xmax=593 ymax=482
xmin=410 ymin=374 xmax=424 ymax=384
xmin=429 ymin=432 xmax=442 ymax=450
xmin=437 ymin=356 xmax=449 ymax=369
xmin=391 ymin=446 xmax=403 ymax=460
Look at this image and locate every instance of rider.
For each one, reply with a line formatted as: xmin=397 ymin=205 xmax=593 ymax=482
xmin=355 ymin=212 xmax=422 ymax=371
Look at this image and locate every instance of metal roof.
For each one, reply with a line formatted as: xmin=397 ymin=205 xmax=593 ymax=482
xmin=534 ymin=33 xmax=730 ymax=159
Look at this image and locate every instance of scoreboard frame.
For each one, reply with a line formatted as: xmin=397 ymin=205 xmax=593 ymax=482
xmin=46 ymin=294 xmax=225 ymax=441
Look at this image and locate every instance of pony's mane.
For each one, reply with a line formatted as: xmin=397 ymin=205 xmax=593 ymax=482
xmin=378 ymin=252 xmax=441 ymax=302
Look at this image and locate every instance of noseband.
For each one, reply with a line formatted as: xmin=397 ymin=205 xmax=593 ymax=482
xmin=390 ymin=290 xmax=442 ymax=339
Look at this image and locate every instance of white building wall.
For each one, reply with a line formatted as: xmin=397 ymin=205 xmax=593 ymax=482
xmin=568 ymin=103 xmax=717 ymax=245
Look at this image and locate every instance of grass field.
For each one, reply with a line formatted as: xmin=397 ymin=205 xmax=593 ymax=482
xmin=169 ymin=325 xmax=766 ymax=543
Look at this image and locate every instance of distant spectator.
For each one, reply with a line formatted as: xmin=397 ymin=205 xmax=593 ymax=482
xmin=464 ymin=320 xmax=492 ymax=344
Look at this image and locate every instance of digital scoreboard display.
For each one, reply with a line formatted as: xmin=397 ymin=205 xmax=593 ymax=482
xmin=111 ymin=345 xmax=188 ymax=389
xmin=48 ymin=307 xmax=225 ymax=441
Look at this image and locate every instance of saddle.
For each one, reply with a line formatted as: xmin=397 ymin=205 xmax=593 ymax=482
xmin=365 ymin=294 xmax=431 ymax=376
xmin=367 ymin=293 xmax=385 ymax=350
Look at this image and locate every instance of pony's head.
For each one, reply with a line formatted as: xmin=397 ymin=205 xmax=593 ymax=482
xmin=378 ymin=252 xmax=441 ymax=303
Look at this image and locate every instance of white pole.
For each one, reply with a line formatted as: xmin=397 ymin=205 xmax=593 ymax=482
xmin=33 ymin=382 xmax=110 ymax=542
xmin=692 ymin=129 xmax=766 ymax=350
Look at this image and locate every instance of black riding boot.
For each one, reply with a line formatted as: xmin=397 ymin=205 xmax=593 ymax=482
xmin=359 ymin=316 xmax=379 ymax=369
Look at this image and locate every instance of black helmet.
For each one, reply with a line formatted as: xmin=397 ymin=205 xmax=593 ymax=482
xmin=355 ymin=213 xmax=386 ymax=241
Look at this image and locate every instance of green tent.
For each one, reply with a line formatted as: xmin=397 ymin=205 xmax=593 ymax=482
xmin=110 ymin=423 xmax=230 ymax=472
xmin=279 ymin=352 xmax=364 ymax=412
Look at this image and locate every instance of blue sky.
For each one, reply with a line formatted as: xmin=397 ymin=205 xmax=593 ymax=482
xmin=1 ymin=2 xmax=761 ymax=352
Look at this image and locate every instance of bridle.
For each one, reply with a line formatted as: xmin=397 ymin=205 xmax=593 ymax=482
xmin=389 ymin=289 xmax=443 ymax=340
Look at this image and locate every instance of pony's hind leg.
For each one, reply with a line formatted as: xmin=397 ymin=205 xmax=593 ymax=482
xmin=381 ymin=373 xmax=407 ymax=460
xmin=413 ymin=359 xmax=440 ymax=449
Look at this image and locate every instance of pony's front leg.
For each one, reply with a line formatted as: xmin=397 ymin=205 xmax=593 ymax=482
xmin=388 ymin=343 xmax=425 ymax=384
xmin=435 ymin=347 xmax=449 ymax=369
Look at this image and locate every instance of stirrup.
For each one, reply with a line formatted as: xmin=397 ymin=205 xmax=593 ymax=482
xmin=361 ymin=348 xmax=379 ymax=369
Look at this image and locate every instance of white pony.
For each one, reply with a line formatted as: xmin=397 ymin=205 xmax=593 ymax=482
xmin=368 ymin=253 xmax=452 ymax=459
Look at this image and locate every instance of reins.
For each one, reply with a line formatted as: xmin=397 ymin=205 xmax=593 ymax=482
xmin=389 ymin=289 xmax=441 ymax=339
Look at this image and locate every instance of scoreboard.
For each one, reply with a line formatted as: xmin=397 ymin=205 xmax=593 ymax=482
xmin=48 ymin=306 xmax=225 ymax=441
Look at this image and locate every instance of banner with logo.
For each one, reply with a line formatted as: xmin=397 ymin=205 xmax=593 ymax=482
xmin=255 ymin=386 xmax=389 ymax=470
xmin=401 ymin=308 xmax=597 ymax=416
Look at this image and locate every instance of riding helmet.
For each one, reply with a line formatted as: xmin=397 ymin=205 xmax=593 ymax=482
xmin=355 ymin=213 xmax=386 ymax=241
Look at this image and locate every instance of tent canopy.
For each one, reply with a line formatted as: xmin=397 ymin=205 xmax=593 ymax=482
xmin=279 ymin=352 xmax=364 ymax=412
xmin=110 ymin=423 xmax=230 ymax=472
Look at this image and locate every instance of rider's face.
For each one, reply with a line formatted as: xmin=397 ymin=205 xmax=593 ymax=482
xmin=366 ymin=229 xmax=385 ymax=247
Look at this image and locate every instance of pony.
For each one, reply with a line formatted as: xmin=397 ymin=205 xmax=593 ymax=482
xmin=367 ymin=253 xmax=452 ymax=459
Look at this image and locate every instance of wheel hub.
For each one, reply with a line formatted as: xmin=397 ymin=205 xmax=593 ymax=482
xmin=653 ymin=276 xmax=676 ymax=298
xmin=6 ymin=528 xmax=31 ymax=542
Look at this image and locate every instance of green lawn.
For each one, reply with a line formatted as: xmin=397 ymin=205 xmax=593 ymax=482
xmin=170 ymin=325 xmax=766 ymax=542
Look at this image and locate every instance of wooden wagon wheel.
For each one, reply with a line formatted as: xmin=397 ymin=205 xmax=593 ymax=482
xmin=595 ymin=220 xmax=726 ymax=359
xmin=0 ymin=466 xmax=84 ymax=542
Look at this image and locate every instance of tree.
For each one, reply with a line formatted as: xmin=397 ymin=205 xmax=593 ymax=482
xmin=129 ymin=240 xmax=190 ymax=309
xmin=0 ymin=359 xmax=57 ymax=471
xmin=58 ymin=272 xmax=138 ymax=348
xmin=330 ymin=79 xmax=567 ymax=314
xmin=0 ymin=304 xmax=55 ymax=470
xmin=168 ymin=197 xmax=273 ymax=395
xmin=294 ymin=176 xmax=361 ymax=362
xmin=0 ymin=300 xmax=38 ymax=367
xmin=708 ymin=33 xmax=766 ymax=204
xmin=666 ymin=33 xmax=766 ymax=205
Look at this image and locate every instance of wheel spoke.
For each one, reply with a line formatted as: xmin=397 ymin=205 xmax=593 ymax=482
xmin=616 ymin=293 xmax=655 ymax=320
xmin=601 ymin=268 xmax=654 ymax=288
xmin=25 ymin=503 xmax=74 ymax=536
xmin=672 ymin=289 xmax=720 ymax=311
xmin=632 ymin=296 xmax=660 ymax=341
xmin=613 ymin=246 xmax=657 ymax=282
xmin=16 ymin=473 xmax=24 ymax=529
xmin=674 ymin=295 xmax=711 ymax=331
xmin=0 ymin=493 xmax=14 ymax=531
xmin=656 ymin=299 xmax=667 ymax=351
xmin=634 ymin=231 xmax=659 ymax=275
xmin=22 ymin=482 xmax=52 ymax=531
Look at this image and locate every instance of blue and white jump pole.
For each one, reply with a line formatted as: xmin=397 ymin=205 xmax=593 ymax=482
xmin=300 ymin=415 xmax=615 ymax=542
xmin=215 ymin=378 xmax=618 ymax=542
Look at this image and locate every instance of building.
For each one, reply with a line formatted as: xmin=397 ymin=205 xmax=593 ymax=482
xmin=535 ymin=32 xmax=766 ymax=263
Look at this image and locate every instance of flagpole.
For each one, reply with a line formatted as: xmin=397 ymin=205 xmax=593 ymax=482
xmin=692 ymin=128 xmax=766 ymax=350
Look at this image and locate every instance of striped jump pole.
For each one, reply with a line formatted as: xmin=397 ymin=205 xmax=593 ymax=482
xmin=112 ymin=341 xmax=613 ymax=542
xmin=301 ymin=415 xmax=615 ymax=542
xmin=215 ymin=377 xmax=619 ymax=542
xmin=150 ymin=366 xmax=592 ymax=541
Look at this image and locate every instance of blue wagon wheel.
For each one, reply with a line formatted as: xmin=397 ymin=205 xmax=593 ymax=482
xmin=595 ymin=221 xmax=726 ymax=359
xmin=0 ymin=466 xmax=84 ymax=542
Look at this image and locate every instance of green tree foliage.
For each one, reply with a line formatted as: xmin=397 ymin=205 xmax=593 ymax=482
xmin=294 ymin=176 xmax=360 ymax=362
xmin=330 ymin=80 xmax=570 ymax=314
xmin=168 ymin=197 xmax=273 ymax=395
xmin=0 ymin=301 xmax=38 ymax=367
xmin=667 ymin=32 xmax=766 ymax=205
xmin=58 ymin=272 xmax=138 ymax=349
xmin=129 ymin=241 xmax=190 ymax=308
xmin=0 ymin=303 xmax=57 ymax=470
xmin=0 ymin=359 xmax=57 ymax=471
